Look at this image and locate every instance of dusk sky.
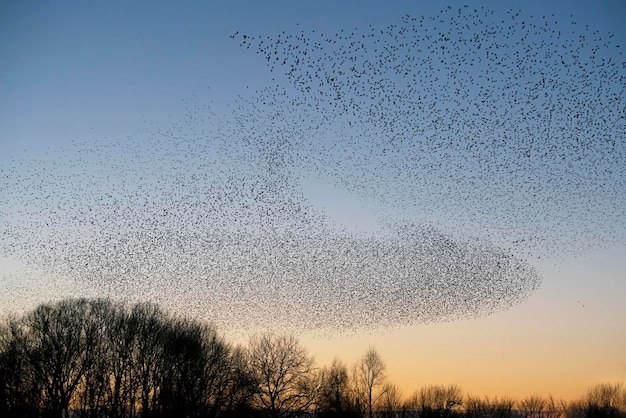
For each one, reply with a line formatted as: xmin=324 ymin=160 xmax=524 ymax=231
xmin=1 ymin=0 xmax=625 ymax=402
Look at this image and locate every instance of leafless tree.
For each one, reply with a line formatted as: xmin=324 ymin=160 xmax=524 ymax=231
xmin=493 ymin=396 xmax=516 ymax=418
xmin=353 ymin=347 xmax=387 ymax=418
xmin=1 ymin=298 xmax=259 ymax=417
xmin=247 ymin=332 xmax=318 ymax=418
xmin=563 ymin=399 xmax=588 ymax=418
xmin=129 ymin=301 xmax=169 ymax=415
xmin=318 ymin=358 xmax=358 ymax=417
xmin=160 ymin=318 xmax=215 ymax=415
xmin=584 ymin=382 xmax=626 ymax=417
xmin=378 ymin=382 xmax=403 ymax=418
xmin=75 ymin=298 xmax=121 ymax=416
xmin=158 ymin=317 xmax=248 ymax=418
xmin=544 ymin=395 xmax=566 ymax=418
xmin=403 ymin=392 xmax=422 ymax=418
xmin=519 ymin=395 xmax=547 ymax=418
xmin=107 ymin=302 xmax=141 ymax=417
xmin=0 ymin=316 xmax=40 ymax=417
xmin=465 ymin=395 xmax=515 ymax=418
xmin=24 ymin=299 xmax=101 ymax=418
xmin=217 ymin=344 xmax=257 ymax=416
xmin=413 ymin=384 xmax=463 ymax=418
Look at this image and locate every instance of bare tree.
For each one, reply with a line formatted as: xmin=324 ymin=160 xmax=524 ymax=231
xmin=585 ymin=382 xmax=626 ymax=417
xmin=217 ymin=345 xmax=257 ymax=416
xmin=465 ymin=395 xmax=515 ymax=418
xmin=106 ymin=302 xmax=141 ymax=418
xmin=545 ymin=395 xmax=566 ymax=418
xmin=518 ymin=395 xmax=547 ymax=418
xmin=415 ymin=384 xmax=463 ymax=418
xmin=465 ymin=395 xmax=490 ymax=418
xmin=247 ymin=332 xmax=318 ymax=418
xmin=318 ymin=358 xmax=358 ymax=417
xmin=404 ymin=392 xmax=422 ymax=418
xmin=353 ymin=347 xmax=387 ymax=418
xmin=130 ymin=301 xmax=169 ymax=416
xmin=1 ymin=298 xmax=259 ymax=418
xmin=378 ymin=382 xmax=403 ymax=418
xmin=75 ymin=298 xmax=120 ymax=416
xmin=24 ymin=299 xmax=101 ymax=418
xmin=160 ymin=318 xmax=214 ymax=416
xmin=192 ymin=329 xmax=247 ymax=418
xmin=158 ymin=317 xmax=247 ymax=418
xmin=0 ymin=316 xmax=40 ymax=417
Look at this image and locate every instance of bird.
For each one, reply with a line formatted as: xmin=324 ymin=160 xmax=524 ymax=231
xmin=1 ymin=5 xmax=623 ymax=335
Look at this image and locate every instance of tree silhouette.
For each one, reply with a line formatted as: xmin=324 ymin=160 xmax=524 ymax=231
xmin=24 ymin=299 xmax=101 ymax=418
xmin=247 ymin=332 xmax=318 ymax=418
xmin=412 ymin=384 xmax=463 ymax=418
xmin=353 ymin=347 xmax=387 ymax=418
xmin=216 ymin=345 xmax=257 ymax=417
xmin=158 ymin=317 xmax=240 ymax=417
xmin=465 ymin=395 xmax=515 ymax=418
xmin=160 ymin=318 xmax=215 ymax=416
xmin=543 ymin=395 xmax=568 ymax=418
xmin=0 ymin=316 xmax=40 ymax=417
xmin=378 ymin=382 xmax=403 ymax=418
xmin=585 ymin=382 xmax=626 ymax=418
xmin=518 ymin=395 xmax=547 ymax=418
xmin=126 ymin=301 xmax=168 ymax=416
xmin=318 ymin=358 xmax=358 ymax=417
xmin=0 ymin=298 xmax=259 ymax=417
xmin=75 ymin=298 xmax=121 ymax=416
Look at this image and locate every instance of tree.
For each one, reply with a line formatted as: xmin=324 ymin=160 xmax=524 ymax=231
xmin=465 ymin=395 xmax=515 ymax=418
xmin=518 ymin=395 xmax=547 ymax=418
xmin=353 ymin=347 xmax=387 ymax=418
xmin=585 ymin=382 xmax=626 ymax=417
xmin=217 ymin=345 xmax=257 ymax=417
xmin=414 ymin=384 xmax=463 ymax=418
xmin=1 ymin=298 xmax=259 ymax=418
xmin=103 ymin=301 xmax=141 ymax=418
xmin=318 ymin=358 xmax=358 ymax=417
xmin=74 ymin=298 xmax=121 ymax=416
xmin=158 ymin=318 xmax=243 ymax=418
xmin=378 ymin=382 xmax=403 ymax=418
xmin=159 ymin=317 xmax=211 ymax=416
xmin=24 ymin=299 xmax=101 ymax=418
xmin=247 ymin=332 xmax=318 ymax=418
xmin=545 ymin=395 xmax=567 ymax=418
xmin=0 ymin=317 xmax=40 ymax=417
xmin=130 ymin=301 xmax=169 ymax=416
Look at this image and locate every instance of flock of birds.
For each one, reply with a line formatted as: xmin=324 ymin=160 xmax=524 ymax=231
xmin=1 ymin=6 xmax=624 ymax=334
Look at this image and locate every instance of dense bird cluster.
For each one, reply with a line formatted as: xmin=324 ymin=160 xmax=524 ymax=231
xmin=1 ymin=6 xmax=623 ymax=334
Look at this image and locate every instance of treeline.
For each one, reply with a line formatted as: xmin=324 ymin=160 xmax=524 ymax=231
xmin=0 ymin=298 xmax=624 ymax=418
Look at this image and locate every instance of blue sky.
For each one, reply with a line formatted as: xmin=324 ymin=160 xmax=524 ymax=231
xmin=2 ymin=0 xmax=624 ymax=157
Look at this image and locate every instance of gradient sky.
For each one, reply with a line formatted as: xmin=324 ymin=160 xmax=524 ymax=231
xmin=1 ymin=0 xmax=625 ymax=403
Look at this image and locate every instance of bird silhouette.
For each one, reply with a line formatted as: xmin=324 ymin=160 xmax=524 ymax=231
xmin=1 ymin=6 xmax=623 ymax=335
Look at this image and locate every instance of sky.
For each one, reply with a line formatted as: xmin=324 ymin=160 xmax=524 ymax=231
xmin=1 ymin=0 xmax=625 ymax=402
